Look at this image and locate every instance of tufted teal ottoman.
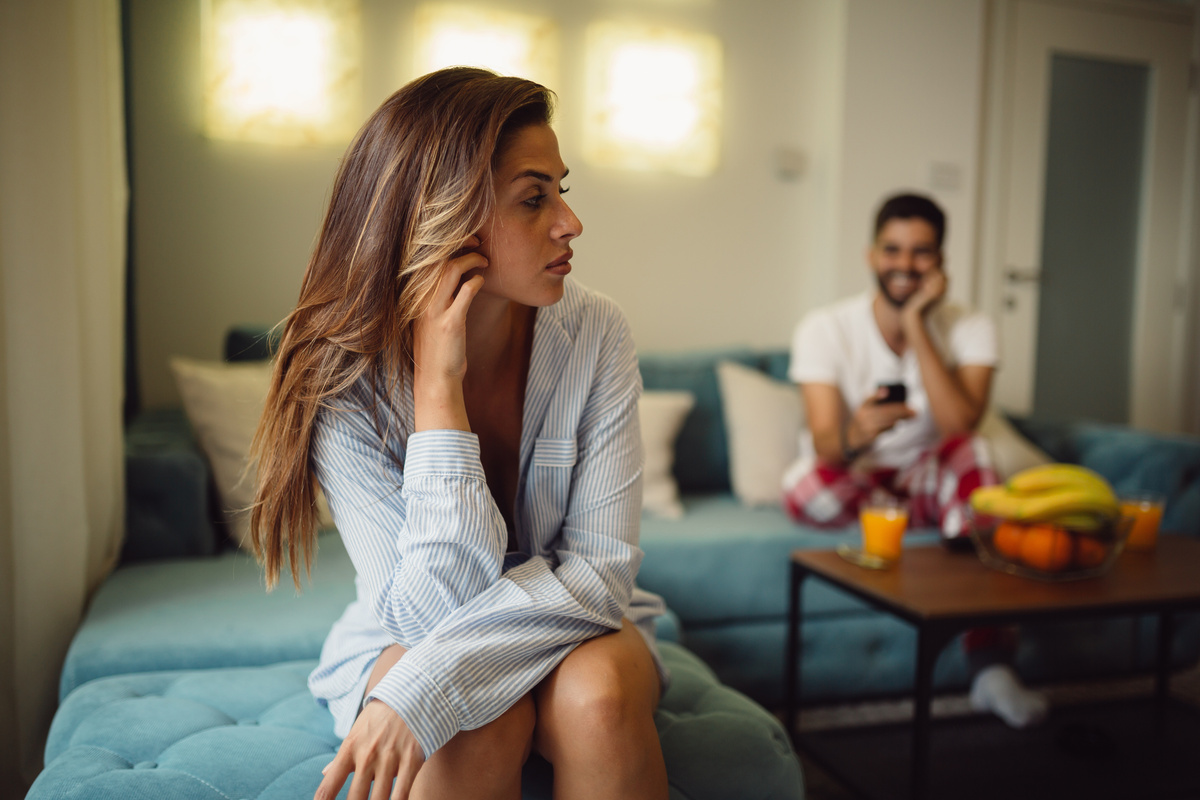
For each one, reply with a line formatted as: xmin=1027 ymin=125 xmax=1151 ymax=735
xmin=31 ymin=643 xmax=803 ymax=800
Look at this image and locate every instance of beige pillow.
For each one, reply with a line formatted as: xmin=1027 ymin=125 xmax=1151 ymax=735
xmin=977 ymin=407 xmax=1053 ymax=480
xmin=716 ymin=360 xmax=804 ymax=507
xmin=638 ymin=390 xmax=696 ymax=519
xmin=169 ymin=357 xmax=334 ymax=550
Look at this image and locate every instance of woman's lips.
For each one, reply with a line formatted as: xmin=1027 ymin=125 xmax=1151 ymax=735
xmin=546 ymin=251 xmax=573 ymax=275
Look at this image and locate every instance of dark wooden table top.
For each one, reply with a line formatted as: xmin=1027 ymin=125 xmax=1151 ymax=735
xmin=792 ymin=535 xmax=1200 ymax=623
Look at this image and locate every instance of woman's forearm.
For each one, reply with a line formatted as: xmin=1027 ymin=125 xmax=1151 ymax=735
xmin=414 ymin=373 xmax=472 ymax=432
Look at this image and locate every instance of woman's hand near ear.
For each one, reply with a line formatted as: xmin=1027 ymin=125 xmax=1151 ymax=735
xmin=413 ymin=236 xmax=487 ymax=432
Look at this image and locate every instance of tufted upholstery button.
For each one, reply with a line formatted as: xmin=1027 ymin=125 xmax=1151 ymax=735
xmin=237 ymin=718 xmax=258 ymax=726
xmin=133 ymin=761 xmax=156 ymax=770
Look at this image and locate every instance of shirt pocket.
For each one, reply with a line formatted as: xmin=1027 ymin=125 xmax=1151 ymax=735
xmin=532 ymin=438 xmax=577 ymax=468
xmin=528 ymin=438 xmax=577 ymax=544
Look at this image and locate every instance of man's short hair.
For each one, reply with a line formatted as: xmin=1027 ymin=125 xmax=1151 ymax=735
xmin=873 ymin=193 xmax=946 ymax=248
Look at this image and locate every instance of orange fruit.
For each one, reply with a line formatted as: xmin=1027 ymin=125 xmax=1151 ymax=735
xmin=1019 ymin=524 xmax=1073 ymax=572
xmin=993 ymin=522 xmax=1027 ymax=560
xmin=1074 ymin=535 xmax=1109 ymax=568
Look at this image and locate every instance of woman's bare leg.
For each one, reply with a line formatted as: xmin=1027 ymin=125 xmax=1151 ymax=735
xmin=532 ymin=620 xmax=668 ymax=800
xmin=361 ymin=644 xmax=536 ymax=800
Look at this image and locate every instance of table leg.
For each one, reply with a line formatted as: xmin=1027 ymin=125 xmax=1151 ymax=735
xmin=1155 ymin=611 xmax=1174 ymax=701
xmin=784 ymin=561 xmax=807 ymax=739
xmin=1155 ymin=611 xmax=1174 ymax=731
xmin=910 ymin=624 xmax=957 ymax=800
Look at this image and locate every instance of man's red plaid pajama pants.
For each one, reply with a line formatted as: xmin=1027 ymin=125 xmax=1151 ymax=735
xmin=783 ymin=433 xmax=995 ymax=541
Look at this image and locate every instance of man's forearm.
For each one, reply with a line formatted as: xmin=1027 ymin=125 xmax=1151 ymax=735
xmin=904 ymin=316 xmax=982 ymax=435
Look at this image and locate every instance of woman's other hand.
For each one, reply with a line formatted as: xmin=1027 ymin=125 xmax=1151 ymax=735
xmin=413 ymin=236 xmax=487 ymax=431
xmin=315 ymin=699 xmax=426 ymax=800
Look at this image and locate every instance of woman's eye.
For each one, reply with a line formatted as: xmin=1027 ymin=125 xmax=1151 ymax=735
xmin=523 ymin=193 xmax=547 ymax=208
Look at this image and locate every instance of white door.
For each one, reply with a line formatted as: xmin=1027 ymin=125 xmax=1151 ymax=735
xmin=978 ymin=0 xmax=1193 ymax=431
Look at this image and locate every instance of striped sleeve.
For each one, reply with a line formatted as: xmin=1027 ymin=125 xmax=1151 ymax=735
xmin=311 ymin=392 xmax=508 ymax=650
xmin=366 ymin=306 xmax=647 ymax=758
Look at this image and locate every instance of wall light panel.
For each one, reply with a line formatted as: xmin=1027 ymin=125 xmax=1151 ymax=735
xmin=203 ymin=0 xmax=361 ymax=145
xmin=584 ymin=22 xmax=722 ymax=176
xmin=413 ymin=4 xmax=558 ymax=90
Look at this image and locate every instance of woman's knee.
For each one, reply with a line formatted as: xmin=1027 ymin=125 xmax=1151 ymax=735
xmin=534 ymin=623 xmax=659 ymax=757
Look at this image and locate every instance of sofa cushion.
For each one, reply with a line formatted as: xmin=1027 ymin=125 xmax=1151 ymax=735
xmin=639 ymin=390 xmax=697 ymax=518
xmin=59 ymin=532 xmax=357 ymax=701
xmin=62 ymin=531 xmax=683 ymax=702
xmin=33 ymin=646 xmax=803 ymax=800
xmin=716 ymin=359 xmax=803 ymax=507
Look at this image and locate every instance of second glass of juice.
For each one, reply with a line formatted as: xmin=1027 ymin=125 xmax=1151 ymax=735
xmin=1120 ymin=495 xmax=1165 ymax=552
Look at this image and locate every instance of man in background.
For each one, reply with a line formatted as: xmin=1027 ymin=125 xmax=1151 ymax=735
xmin=782 ymin=193 xmax=1046 ymax=728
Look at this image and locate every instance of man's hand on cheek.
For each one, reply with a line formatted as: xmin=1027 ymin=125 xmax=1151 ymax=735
xmin=904 ymin=269 xmax=947 ymax=319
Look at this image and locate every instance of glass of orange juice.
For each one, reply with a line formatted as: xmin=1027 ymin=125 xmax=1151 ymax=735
xmin=860 ymin=497 xmax=909 ymax=563
xmin=1120 ymin=494 xmax=1165 ymax=552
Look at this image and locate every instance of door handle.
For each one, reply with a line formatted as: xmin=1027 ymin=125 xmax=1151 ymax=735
xmin=1005 ymin=268 xmax=1041 ymax=285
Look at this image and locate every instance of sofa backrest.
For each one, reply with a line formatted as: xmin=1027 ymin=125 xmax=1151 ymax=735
xmin=227 ymin=326 xmax=795 ymax=495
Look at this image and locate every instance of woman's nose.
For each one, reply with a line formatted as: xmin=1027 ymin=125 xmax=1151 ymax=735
xmin=556 ymin=199 xmax=582 ymax=240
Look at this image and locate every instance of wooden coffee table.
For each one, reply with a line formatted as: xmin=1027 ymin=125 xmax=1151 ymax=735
xmin=783 ymin=536 xmax=1200 ymax=800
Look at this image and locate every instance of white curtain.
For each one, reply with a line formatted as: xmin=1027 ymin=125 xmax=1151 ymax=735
xmin=0 ymin=0 xmax=128 ymax=791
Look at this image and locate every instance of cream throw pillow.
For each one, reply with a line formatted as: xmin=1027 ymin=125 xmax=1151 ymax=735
xmin=169 ymin=356 xmax=334 ymax=551
xmin=716 ymin=360 xmax=804 ymax=507
xmin=638 ymin=390 xmax=695 ymax=519
xmin=977 ymin=407 xmax=1053 ymax=480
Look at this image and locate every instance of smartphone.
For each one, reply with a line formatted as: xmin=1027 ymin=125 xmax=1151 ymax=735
xmin=877 ymin=382 xmax=907 ymax=405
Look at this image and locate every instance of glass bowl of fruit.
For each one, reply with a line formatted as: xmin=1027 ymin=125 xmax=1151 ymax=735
xmin=969 ymin=512 xmax=1132 ymax=581
xmin=968 ymin=464 xmax=1133 ymax=581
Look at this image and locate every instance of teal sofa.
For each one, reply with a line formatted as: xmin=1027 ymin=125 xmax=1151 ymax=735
xmin=30 ymin=335 xmax=1200 ymax=800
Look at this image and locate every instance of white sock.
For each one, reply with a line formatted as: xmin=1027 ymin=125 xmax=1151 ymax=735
xmin=969 ymin=664 xmax=1048 ymax=729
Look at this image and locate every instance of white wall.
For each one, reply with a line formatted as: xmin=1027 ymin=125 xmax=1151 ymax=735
xmin=130 ymin=0 xmax=852 ymax=407
xmin=129 ymin=0 xmax=994 ymax=408
xmin=835 ymin=0 xmax=987 ymax=302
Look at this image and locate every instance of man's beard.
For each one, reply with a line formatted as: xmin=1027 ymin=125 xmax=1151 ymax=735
xmin=876 ymin=271 xmax=918 ymax=309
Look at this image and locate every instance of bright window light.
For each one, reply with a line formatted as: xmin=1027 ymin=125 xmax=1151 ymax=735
xmin=413 ymin=4 xmax=558 ymax=90
xmin=585 ymin=22 xmax=722 ymax=176
xmin=203 ymin=0 xmax=361 ymax=145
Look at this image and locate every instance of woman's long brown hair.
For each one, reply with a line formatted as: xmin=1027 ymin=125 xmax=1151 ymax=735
xmin=250 ymin=68 xmax=554 ymax=590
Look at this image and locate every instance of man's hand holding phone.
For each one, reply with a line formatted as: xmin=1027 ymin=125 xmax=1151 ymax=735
xmin=842 ymin=384 xmax=915 ymax=463
xmin=877 ymin=382 xmax=907 ymax=405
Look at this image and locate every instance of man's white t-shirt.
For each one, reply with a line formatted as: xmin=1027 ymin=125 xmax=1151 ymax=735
xmin=783 ymin=292 xmax=998 ymax=488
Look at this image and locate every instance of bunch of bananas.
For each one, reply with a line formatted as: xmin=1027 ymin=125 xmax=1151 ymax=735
xmin=969 ymin=464 xmax=1118 ymax=531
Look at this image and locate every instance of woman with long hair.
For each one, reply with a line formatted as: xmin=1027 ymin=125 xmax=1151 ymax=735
xmin=250 ymin=67 xmax=669 ymax=800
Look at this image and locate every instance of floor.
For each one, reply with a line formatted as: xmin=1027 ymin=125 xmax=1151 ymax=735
xmin=789 ymin=663 xmax=1200 ymax=800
